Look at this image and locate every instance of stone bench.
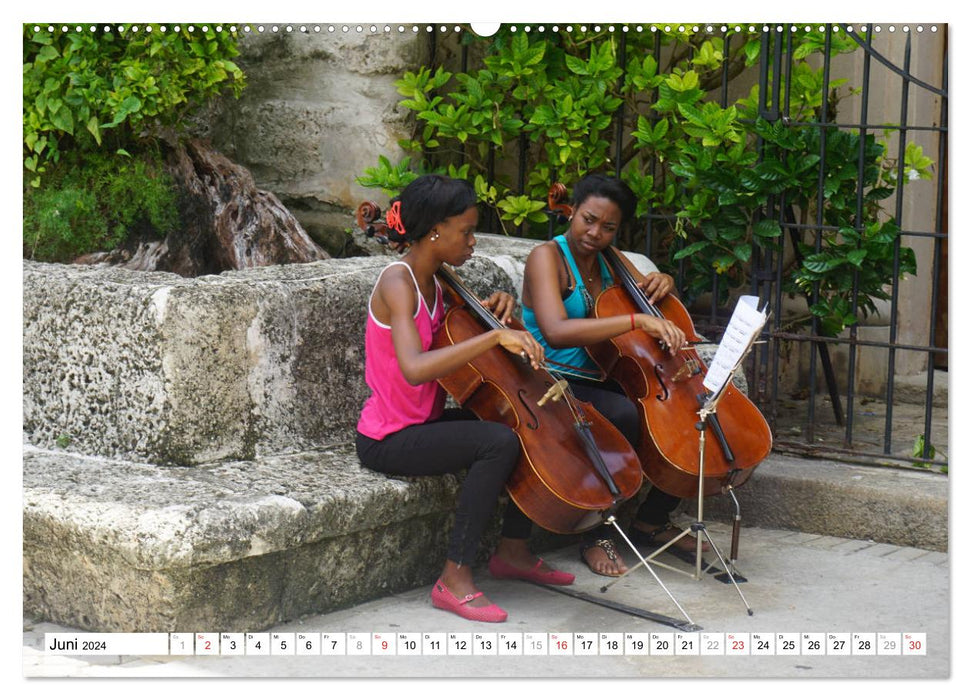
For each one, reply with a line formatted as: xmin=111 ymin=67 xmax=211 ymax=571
xmin=23 ymin=443 xmax=467 ymax=632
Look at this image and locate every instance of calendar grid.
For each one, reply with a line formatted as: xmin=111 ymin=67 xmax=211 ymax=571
xmin=42 ymin=632 xmax=926 ymax=657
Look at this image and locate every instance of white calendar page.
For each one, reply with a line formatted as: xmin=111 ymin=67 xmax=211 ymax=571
xmin=15 ymin=0 xmax=958 ymax=690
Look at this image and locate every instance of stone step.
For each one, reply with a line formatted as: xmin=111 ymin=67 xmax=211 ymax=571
xmin=699 ymin=452 xmax=947 ymax=553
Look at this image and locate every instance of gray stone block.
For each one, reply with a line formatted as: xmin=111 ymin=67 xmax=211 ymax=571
xmin=23 ymin=445 xmax=461 ymax=632
xmin=23 ymin=259 xmax=372 ymax=464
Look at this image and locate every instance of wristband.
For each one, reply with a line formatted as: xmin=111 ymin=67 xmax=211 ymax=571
xmin=630 ymin=313 xmax=635 ymax=331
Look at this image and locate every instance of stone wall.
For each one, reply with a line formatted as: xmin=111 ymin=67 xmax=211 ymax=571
xmin=205 ymin=29 xmax=430 ymax=254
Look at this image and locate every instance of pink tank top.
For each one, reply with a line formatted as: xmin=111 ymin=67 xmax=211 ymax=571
xmin=357 ymin=261 xmax=447 ymax=440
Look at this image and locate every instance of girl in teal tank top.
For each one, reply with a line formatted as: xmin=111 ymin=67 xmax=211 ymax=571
xmin=521 ymin=173 xmax=708 ymax=577
xmin=521 ymin=234 xmax=613 ymax=380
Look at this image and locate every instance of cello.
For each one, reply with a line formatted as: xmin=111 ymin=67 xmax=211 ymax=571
xmin=547 ymin=184 xmax=773 ymax=499
xmin=356 ymin=201 xmax=643 ymax=534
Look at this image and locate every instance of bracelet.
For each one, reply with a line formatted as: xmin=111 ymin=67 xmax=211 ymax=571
xmin=629 ymin=313 xmax=635 ymax=331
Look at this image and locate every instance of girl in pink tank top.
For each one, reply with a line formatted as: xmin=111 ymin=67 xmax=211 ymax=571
xmin=354 ymin=175 xmax=576 ymax=623
xmin=356 ymin=260 xmax=447 ymax=440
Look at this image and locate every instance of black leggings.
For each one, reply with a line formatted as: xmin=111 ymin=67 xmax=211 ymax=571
xmin=355 ymin=409 xmax=532 ymax=565
xmin=568 ymin=377 xmax=681 ymax=532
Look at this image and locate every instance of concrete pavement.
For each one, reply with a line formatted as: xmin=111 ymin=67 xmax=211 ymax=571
xmin=23 ymin=519 xmax=950 ymax=680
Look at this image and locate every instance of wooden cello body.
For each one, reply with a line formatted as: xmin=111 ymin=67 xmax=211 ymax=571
xmin=433 ymin=268 xmax=643 ymax=533
xmin=547 ymin=186 xmax=772 ymax=499
xmin=357 ymin=202 xmax=643 ymax=534
xmin=588 ymin=270 xmax=772 ymax=498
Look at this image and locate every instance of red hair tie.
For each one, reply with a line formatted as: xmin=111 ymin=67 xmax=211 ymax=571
xmin=386 ymin=201 xmax=406 ymax=235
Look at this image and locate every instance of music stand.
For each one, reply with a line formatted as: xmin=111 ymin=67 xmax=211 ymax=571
xmin=599 ymin=357 xmax=753 ymax=616
xmin=682 ymin=354 xmax=755 ymax=615
xmin=601 ymin=301 xmax=768 ymax=617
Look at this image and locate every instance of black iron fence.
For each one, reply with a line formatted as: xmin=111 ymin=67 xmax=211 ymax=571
xmin=445 ymin=23 xmax=948 ymax=470
xmin=749 ymin=25 xmax=947 ymax=470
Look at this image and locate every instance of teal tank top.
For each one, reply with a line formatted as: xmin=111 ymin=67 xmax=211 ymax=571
xmin=522 ymin=235 xmax=613 ymax=380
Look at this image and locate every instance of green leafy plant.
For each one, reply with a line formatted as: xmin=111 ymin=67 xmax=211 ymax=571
xmin=24 ymin=148 xmax=180 ymax=261
xmin=357 ymin=155 xmax=422 ymax=196
xmin=912 ymin=434 xmax=946 ymax=472
xmin=357 ymin=25 xmax=932 ymax=336
xmin=361 ymin=30 xmax=627 ymax=233
xmin=24 ymin=24 xmax=245 ymax=186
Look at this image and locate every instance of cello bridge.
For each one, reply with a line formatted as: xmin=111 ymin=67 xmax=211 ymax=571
xmin=537 ymin=379 xmax=569 ymax=407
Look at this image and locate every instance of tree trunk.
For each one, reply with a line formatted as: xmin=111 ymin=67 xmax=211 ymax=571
xmin=76 ymin=139 xmax=328 ymax=277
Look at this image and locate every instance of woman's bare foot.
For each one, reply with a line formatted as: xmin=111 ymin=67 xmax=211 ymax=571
xmin=580 ymin=538 xmax=628 ymax=577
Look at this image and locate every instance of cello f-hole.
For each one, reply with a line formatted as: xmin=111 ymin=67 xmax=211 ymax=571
xmin=654 ymin=364 xmax=669 ymax=401
xmin=519 ymin=389 xmax=540 ymax=430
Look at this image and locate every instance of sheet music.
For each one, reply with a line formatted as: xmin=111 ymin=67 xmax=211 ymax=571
xmin=702 ymin=295 xmax=767 ymax=396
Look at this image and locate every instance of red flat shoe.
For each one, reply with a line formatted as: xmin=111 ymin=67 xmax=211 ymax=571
xmin=430 ymin=579 xmax=508 ymax=623
xmin=488 ymin=553 xmax=575 ymax=586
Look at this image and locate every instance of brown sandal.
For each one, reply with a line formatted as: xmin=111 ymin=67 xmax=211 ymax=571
xmin=579 ymin=538 xmax=625 ymax=577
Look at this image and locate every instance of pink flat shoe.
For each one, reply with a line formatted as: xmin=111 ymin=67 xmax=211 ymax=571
xmin=430 ymin=579 xmax=508 ymax=623
xmin=488 ymin=553 xmax=575 ymax=586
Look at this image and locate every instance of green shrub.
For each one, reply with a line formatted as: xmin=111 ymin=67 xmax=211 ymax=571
xmin=24 ymin=149 xmax=180 ymax=262
xmin=358 ymin=25 xmax=933 ymax=335
xmin=23 ymin=23 xmax=245 ymax=186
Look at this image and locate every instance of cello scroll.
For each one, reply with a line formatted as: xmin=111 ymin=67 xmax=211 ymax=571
xmin=356 ymin=201 xmax=409 ymax=252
